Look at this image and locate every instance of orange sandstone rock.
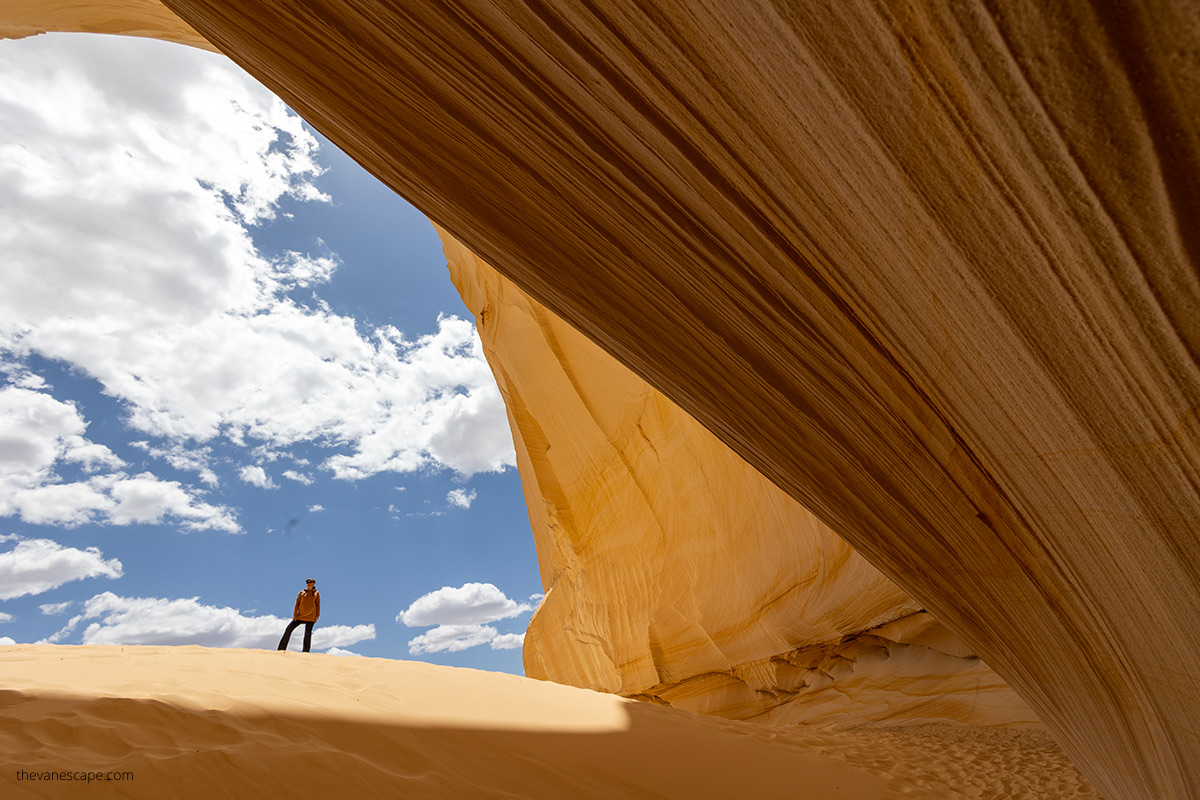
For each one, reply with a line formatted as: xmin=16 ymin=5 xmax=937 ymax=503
xmin=442 ymin=229 xmax=1037 ymax=728
xmin=154 ymin=5 xmax=1200 ymax=797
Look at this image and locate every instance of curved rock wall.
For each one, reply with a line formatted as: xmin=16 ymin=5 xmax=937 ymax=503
xmin=441 ymin=230 xmax=1035 ymax=727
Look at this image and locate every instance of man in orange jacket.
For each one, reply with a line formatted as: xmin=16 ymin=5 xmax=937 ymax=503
xmin=277 ymin=578 xmax=320 ymax=652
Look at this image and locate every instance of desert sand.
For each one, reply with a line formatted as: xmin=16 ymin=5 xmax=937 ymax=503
xmin=0 ymin=644 xmax=1098 ymax=799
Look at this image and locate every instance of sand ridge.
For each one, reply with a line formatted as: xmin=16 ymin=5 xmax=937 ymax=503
xmin=0 ymin=645 xmax=1098 ymax=798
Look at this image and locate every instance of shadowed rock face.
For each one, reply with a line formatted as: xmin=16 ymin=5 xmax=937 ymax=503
xmin=7 ymin=2 xmax=1200 ymax=798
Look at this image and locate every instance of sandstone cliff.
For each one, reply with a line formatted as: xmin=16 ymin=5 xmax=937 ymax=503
xmin=442 ymin=229 xmax=1036 ymax=728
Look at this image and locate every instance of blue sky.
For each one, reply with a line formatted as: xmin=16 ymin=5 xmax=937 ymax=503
xmin=0 ymin=33 xmax=543 ymax=673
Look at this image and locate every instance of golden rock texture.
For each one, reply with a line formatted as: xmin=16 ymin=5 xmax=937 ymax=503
xmin=8 ymin=2 xmax=1200 ymax=798
xmin=442 ymin=230 xmax=1036 ymax=728
xmin=0 ymin=0 xmax=212 ymax=50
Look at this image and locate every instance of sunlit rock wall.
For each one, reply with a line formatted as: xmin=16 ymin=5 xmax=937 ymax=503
xmin=0 ymin=1 xmax=211 ymax=50
xmin=441 ymin=230 xmax=1036 ymax=728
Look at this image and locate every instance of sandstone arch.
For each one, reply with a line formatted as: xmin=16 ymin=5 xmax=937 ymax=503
xmin=2 ymin=0 xmax=1035 ymax=732
xmin=7 ymin=2 xmax=1200 ymax=798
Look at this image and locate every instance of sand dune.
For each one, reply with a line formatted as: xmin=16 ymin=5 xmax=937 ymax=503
xmin=0 ymin=645 xmax=1097 ymax=799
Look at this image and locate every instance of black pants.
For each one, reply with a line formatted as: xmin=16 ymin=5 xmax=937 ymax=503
xmin=278 ymin=619 xmax=315 ymax=652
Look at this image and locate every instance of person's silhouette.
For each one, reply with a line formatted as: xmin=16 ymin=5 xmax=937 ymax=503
xmin=277 ymin=578 xmax=320 ymax=652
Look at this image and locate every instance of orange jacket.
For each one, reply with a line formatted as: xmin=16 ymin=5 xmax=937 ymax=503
xmin=293 ymin=588 xmax=320 ymax=622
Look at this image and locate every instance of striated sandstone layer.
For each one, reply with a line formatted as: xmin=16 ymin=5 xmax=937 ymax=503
xmin=443 ymin=229 xmax=1036 ymax=729
xmin=144 ymin=3 xmax=1200 ymax=797
xmin=8 ymin=2 xmax=1200 ymax=798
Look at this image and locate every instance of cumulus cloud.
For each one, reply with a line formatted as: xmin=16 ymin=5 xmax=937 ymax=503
xmin=308 ymin=504 xmax=324 ymax=512
xmin=407 ymin=624 xmax=499 ymax=654
xmin=324 ymin=647 xmax=362 ymax=657
xmin=398 ymin=583 xmax=532 ymax=654
xmin=0 ymin=611 xmax=13 ymax=623
xmin=0 ymin=385 xmax=124 ymax=480
xmin=398 ymin=583 xmax=532 ymax=627
xmin=40 ymin=591 xmax=375 ymax=650
xmin=283 ymin=470 xmax=314 ymax=485
xmin=0 ymin=33 xmax=516 ymax=502
xmin=238 ymin=465 xmax=278 ymax=490
xmin=489 ymin=632 xmax=525 ymax=650
xmin=0 ymin=636 xmax=15 ymax=646
xmin=0 ymin=383 xmax=239 ymax=533
xmin=106 ymin=472 xmax=239 ymax=532
xmin=0 ymin=536 xmax=123 ymax=600
xmin=406 ymin=626 xmax=525 ymax=654
xmin=446 ymin=488 xmax=477 ymax=509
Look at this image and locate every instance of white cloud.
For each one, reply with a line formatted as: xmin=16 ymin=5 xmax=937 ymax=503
xmin=0 ymin=636 xmax=15 ymax=646
xmin=9 ymin=480 xmax=113 ymax=527
xmin=408 ymin=624 xmax=500 ymax=654
xmin=39 ymin=601 xmax=73 ymax=615
xmin=0 ymin=33 xmax=516 ymax=494
xmin=0 ymin=611 xmax=13 ymax=623
xmin=402 ymin=625 xmax=522 ymax=655
xmin=398 ymin=582 xmax=533 ymax=627
xmin=0 ymin=536 xmax=123 ymax=600
xmin=308 ymin=504 xmax=324 ymax=512
xmin=324 ymin=647 xmax=361 ymax=657
xmin=0 ymin=386 xmax=239 ymax=532
xmin=283 ymin=470 xmax=314 ymax=485
xmin=106 ymin=473 xmax=237 ymax=532
xmin=0 ymin=386 xmax=122 ymax=484
xmin=238 ymin=465 xmax=278 ymax=490
xmin=490 ymin=632 xmax=525 ymax=650
xmin=40 ymin=591 xmax=375 ymax=650
xmin=398 ymin=583 xmax=532 ymax=653
xmin=446 ymin=488 xmax=477 ymax=509
xmin=131 ymin=441 xmax=218 ymax=486
xmin=249 ymin=446 xmax=285 ymax=463
xmin=10 ymin=372 xmax=47 ymax=390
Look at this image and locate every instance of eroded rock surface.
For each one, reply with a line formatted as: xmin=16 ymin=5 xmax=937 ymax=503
xmin=443 ymin=232 xmax=1036 ymax=728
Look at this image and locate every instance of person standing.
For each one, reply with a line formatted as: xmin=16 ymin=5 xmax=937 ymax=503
xmin=277 ymin=578 xmax=320 ymax=652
